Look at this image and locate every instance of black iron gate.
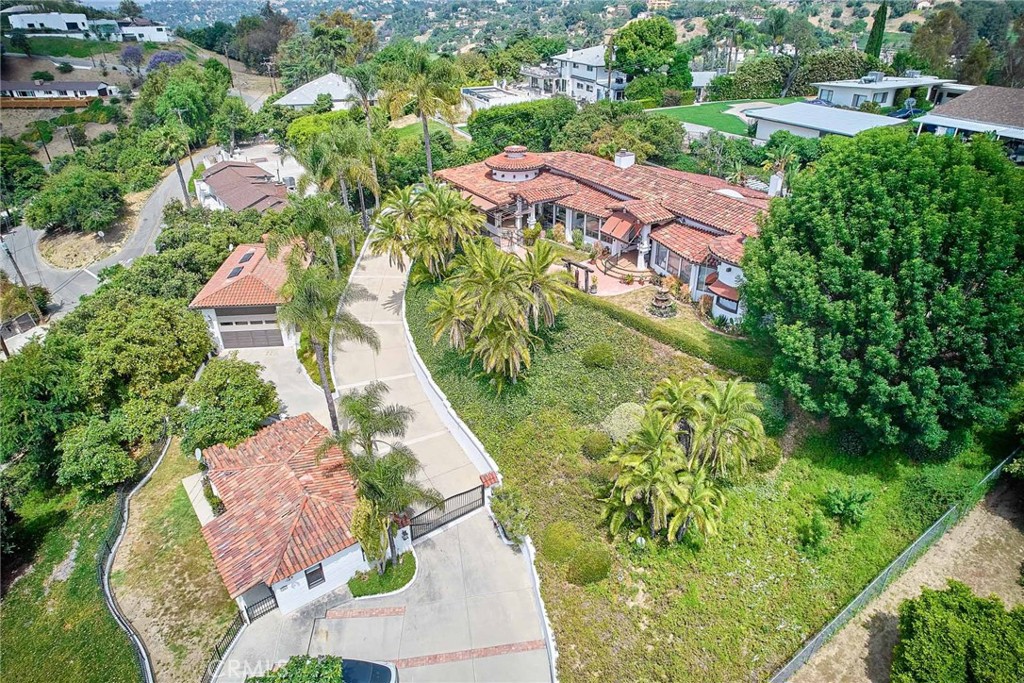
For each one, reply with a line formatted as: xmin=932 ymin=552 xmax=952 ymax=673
xmin=409 ymin=485 xmax=485 ymax=540
xmin=244 ymin=593 xmax=278 ymax=622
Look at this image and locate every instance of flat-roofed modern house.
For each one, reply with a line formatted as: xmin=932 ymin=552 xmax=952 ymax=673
xmin=436 ymin=146 xmax=769 ymax=321
xmin=198 ymin=414 xmax=403 ymax=616
xmin=8 ymin=11 xmax=89 ymax=32
xmin=813 ymin=71 xmax=955 ymax=108
xmin=915 ymin=85 xmax=1024 ymax=161
xmin=0 ymin=79 xmax=119 ymax=100
xmin=552 ymin=45 xmax=628 ymax=104
xmin=275 ymin=72 xmax=374 ymax=111
xmin=189 ymin=243 xmax=297 ymax=350
xmin=6 ymin=11 xmax=172 ymax=42
xmin=746 ymin=102 xmax=906 ymax=140
xmin=196 ymin=161 xmax=289 ymax=214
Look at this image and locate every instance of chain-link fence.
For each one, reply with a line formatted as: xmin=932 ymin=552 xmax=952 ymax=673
xmin=96 ymin=420 xmax=173 ymax=683
xmin=769 ymin=448 xmax=1020 ymax=683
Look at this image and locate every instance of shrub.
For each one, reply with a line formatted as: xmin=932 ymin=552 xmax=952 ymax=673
xmin=797 ymin=510 xmax=830 ymax=555
xmin=892 ymin=580 xmax=1024 ymax=683
xmin=522 ymin=225 xmax=541 ymax=246
xmin=572 ymin=228 xmax=584 ymax=250
xmin=31 ymin=70 xmax=54 ymax=81
xmin=859 ymin=101 xmax=883 ymax=114
xmin=567 ymin=542 xmax=612 ymax=585
xmin=582 ymin=342 xmax=616 ymax=369
xmin=540 ymin=520 xmax=583 ymax=563
xmin=600 ymin=402 xmax=645 ymax=443
xmin=822 ymin=485 xmax=873 ymax=527
xmin=56 ymin=417 xmax=135 ymax=495
xmin=490 ymin=485 xmax=529 ymax=546
xmin=900 ymin=464 xmax=973 ymax=526
xmin=57 ymin=62 xmax=74 ymax=74
xmin=751 ymin=440 xmax=782 ymax=473
xmin=581 ymin=431 xmax=613 ymax=460
xmin=754 ymin=383 xmax=786 ymax=436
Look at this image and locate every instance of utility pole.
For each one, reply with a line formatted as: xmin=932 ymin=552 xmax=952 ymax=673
xmin=606 ymin=43 xmax=615 ymax=101
xmin=173 ymin=108 xmax=197 ymax=175
xmin=0 ymin=235 xmax=45 ymax=322
xmin=263 ymin=58 xmax=277 ymax=94
xmin=60 ymin=125 xmax=77 ymax=153
xmin=34 ymin=120 xmax=52 ymax=163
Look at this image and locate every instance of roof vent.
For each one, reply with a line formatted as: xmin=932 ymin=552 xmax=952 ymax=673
xmin=614 ymin=149 xmax=635 ymax=170
xmin=715 ymin=188 xmax=744 ymax=200
xmin=504 ymin=145 xmax=527 ymax=158
xmin=868 ymin=71 xmax=885 ymax=83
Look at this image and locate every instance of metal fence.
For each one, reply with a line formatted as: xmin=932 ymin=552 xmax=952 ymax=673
xmin=200 ymin=612 xmax=245 ymax=683
xmin=769 ymin=448 xmax=1020 ymax=682
xmin=410 ymin=484 xmax=485 ymax=540
xmin=97 ymin=421 xmax=173 ymax=683
xmin=245 ymin=593 xmax=279 ymax=622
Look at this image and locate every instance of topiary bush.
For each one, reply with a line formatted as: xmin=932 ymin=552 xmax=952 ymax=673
xmin=540 ymin=521 xmax=583 ymax=563
xmin=582 ymin=342 xmax=616 ymax=369
xmin=57 ymin=62 xmax=74 ymax=74
xmin=581 ymin=431 xmax=613 ymax=460
xmin=490 ymin=485 xmax=529 ymax=547
xmin=566 ymin=542 xmax=612 ymax=585
xmin=600 ymin=402 xmax=645 ymax=443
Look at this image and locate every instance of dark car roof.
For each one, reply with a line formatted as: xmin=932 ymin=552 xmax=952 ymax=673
xmin=343 ymin=659 xmax=393 ymax=683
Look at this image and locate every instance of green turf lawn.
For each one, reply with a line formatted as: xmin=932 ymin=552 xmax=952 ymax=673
xmin=393 ymin=119 xmax=470 ymax=147
xmin=654 ymin=97 xmax=807 ymax=136
xmin=1 ymin=490 xmax=140 ymax=683
xmin=1 ymin=36 xmax=117 ymax=58
xmin=405 ymin=281 xmax=1007 ymax=683
xmin=348 ymin=553 xmax=416 ymax=597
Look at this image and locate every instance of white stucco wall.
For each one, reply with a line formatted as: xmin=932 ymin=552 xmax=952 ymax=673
xmin=709 ymin=261 xmax=744 ymax=321
xmin=9 ymin=12 xmax=87 ymax=31
xmin=755 ymin=118 xmax=822 ymax=141
xmin=124 ymin=25 xmax=171 ymax=43
xmin=271 ymin=544 xmax=370 ymax=613
xmin=200 ymin=308 xmax=224 ymax=350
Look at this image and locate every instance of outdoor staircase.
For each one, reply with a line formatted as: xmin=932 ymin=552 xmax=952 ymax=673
xmin=596 ymin=256 xmax=653 ymax=281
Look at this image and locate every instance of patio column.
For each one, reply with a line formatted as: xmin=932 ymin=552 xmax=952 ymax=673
xmin=636 ymin=224 xmax=652 ymax=270
xmin=564 ymin=208 xmax=574 ymax=242
xmin=527 ymin=203 xmax=536 ymax=229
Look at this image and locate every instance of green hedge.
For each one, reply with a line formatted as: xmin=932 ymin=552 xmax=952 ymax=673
xmin=567 ymin=290 xmax=770 ymax=380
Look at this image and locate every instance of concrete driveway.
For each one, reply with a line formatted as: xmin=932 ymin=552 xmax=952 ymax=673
xmin=216 ymin=512 xmax=551 ymax=683
xmin=221 ymin=347 xmax=332 ymax=429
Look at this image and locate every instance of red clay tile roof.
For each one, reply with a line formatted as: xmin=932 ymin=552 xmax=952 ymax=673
xmin=709 ymin=233 xmax=745 ymax=265
xmin=436 ymin=149 xmax=763 ymax=235
xmin=601 ymin=212 xmax=639 ymax=241
xmin=512 ymin=177 xmax=579 ymax=204
xmin=201 ymin=414 xmax=359 ymax=597
xmin=203 ymin=161 xmax=289 ymax=213
xmin=706 ymin=272 xmax=739 ymax=301
xmin=650 ymin=223 xmax=718 ymax=263
xmin=484 ymin=145 xmax=546 ymax=172
xmin=189 ymin=243 xmax=290 ymax=309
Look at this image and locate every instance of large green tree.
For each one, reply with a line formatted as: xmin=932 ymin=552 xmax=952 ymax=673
xmin=611 ymin=16 xmax=678 ymax=77
xmin=743 ymin=129 xmax=1024 ymax=450
xmin=25 ymin=164 xmax=123 ymax=234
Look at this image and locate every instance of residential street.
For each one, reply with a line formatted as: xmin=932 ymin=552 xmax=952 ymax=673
xmin=1 ymin=146 xmax=217 ymax=320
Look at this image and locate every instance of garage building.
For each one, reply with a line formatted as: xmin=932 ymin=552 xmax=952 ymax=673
xmin=189 ymin=243 xmax=297 ymax=350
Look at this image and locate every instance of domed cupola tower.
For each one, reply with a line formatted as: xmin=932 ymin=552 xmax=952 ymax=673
xmin=484 ymin=145 xmax=544 ymax=182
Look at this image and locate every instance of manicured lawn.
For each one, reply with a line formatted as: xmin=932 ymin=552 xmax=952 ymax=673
xmin=654 ymin=97 xmax=807 ymax=136
xmin=1 ymin=36 xmax=117 ymax=58
xmin=0 ymin=490 xmax=140 ymax=683
xmin=109 ymin=440 xmax=237 ymax=682
xmin=393 ymin=119 xmax=470 ymax=148
xmin=348 ymin=553 xmax=417 ymax=597
xmin=404 ymin=281 xmax=1003 ymax=682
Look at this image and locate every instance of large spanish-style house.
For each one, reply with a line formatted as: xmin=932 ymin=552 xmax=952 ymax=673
xmin=189 ymin=243 xmax=297 ymax=350
xmin=436 ymin=146 xmax=769 ymax=321
xmin=198 ymin=414 xmax=410 ymax=615
xmin=551 ymin=45 xmax=628 ymax=104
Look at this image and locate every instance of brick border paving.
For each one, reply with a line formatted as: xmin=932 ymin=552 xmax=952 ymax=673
xmin=324 ymin=606 xmax=406 ymax=619
xmin=392 ymin=639 xmax=547 ymax=669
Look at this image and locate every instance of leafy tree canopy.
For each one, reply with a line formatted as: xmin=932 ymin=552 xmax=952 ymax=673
xmin=611 ymin=15 xmax=678 ymax=77
xmin=0 ymin=137 xmax=46 ymax=208
xmin=466 ymin=97 xmax=577 ymax=155
xmin=24 ymin=164 xmax=123 ymax=234
xmin=56 ymin=416 xmax=135 ymax=496
xmin=552 ymin=100 xmax=683 ymax=164
xmin=743 ymin=128 xmax=1024 ymax=451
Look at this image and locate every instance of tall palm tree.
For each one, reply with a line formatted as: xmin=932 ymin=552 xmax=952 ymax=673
xmin=278 ymin=265 xmax=380 ymax=434
xmin=332 ymin=122 xmax=380 ymax=230
xmin=688 ymin=378 xmax=766 ymax=478
xmin=380 ymin=45 xmax=463 ymax=175
xmin=344 ymin=62 xmax=380 ymax=189
xmin=266 ymin=194 xmax=360 ymax=276
xmin=154 ymin=123 xmax=192 ymax=209
xmin=321 ymin=380 xmax=415 ymax=458
xmin=292 ymin=132 xmax=340 ymax=196
xmin=415 ymin=181 xmax=484 ymax=252
xmin=348 ymin=446 xmax=442 ymax=567
xmin=371 ymin=213 xmax=408 ymax=271
xmin=521 ymin=240 xmax=572 ymax=330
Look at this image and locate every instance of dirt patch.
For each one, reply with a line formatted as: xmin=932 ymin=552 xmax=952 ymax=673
xmin=390 ymin=113 xmax=419 ymax=129
xmin=790 ymin=480 xmax=1024 ymax=683
xmin=37 ymin=187 xmax=152 ymax=269
xmin=42 ymin=539 xmax=78 ymax=596
xmin=723 ymin=101 xmax=784 ymax=122
xmin=110 ymin=440 xmax=237 ymax=683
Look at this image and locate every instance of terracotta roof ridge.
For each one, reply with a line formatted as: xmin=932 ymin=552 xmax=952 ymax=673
xmin=209 ymin=461 xmax=283 ymax=473
xmin=285 ymin=426 xmax=326 ymax=465
xmin=267 ymin=496 xmax=310 ymax=584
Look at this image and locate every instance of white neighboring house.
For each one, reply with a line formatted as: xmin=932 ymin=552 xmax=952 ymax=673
xmin=746 ymin=102 xmax=906 ymax=140
xmin=462 ymin=82 xmax=543 ymax=110
xmin=7 ymin=11 xmax=172 ymax=42
xmin=813 ymin=71 xmax=955 ymax=108
xmin=275 ymin=72 xmax=375 ymax=111
xmin=198 ymin=414 xmax=413 ymax=617
xmin=551 ymin=45 xmax=628 ymax=104
xmin=0 ymin=79 xmax=120 ymax=99
xmin=915 ymin=85 xmax=1024 ymax=160
xmin=690 ymin=70 xmax=719 ymax=102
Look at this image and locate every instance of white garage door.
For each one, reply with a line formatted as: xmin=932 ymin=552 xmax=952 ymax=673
xmin=217 ymin=307 xmax=283 ymax=348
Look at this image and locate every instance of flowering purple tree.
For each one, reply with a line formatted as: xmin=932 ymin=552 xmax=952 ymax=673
xmin=146 ymin=51 xmax=185 ymax=72
xmin=120 ymin=45 xmax=143 ymax=72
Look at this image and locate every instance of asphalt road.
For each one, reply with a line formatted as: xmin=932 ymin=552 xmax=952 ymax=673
xmin=1 ymin=145 xmax=218 ymax=320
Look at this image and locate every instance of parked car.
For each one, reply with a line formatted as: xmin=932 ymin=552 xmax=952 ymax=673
xmin=343 ymin=659 xmax=399 ymax=682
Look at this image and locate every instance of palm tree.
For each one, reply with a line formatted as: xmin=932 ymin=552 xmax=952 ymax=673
xmin=278 ymin=265 xmax=380 ymax=434
xmin=665 ymin=466 xmax=726 ymax=541
xmin=380 ymin=45 xmax=463 ymax=175
xmin=348 ymin=445 xmax=442 ymax=567
xmin=449 ymin=239 xmax=532 ymax=339
xmin=292 ymin=133 xmax=340 ymax=196
xmin=266 ymin=194 xmax=360 ymax=276
xmin=154 ymin=123 xmax=192 ymax=209
xmin=426 ymin=285 xmax=473 ymax=351
xmin=602 ymin=408 xmax=689 ymax=537
xmin=762 ymin=142 xmax=797 ymax=176
xmin=415 ymin=181 xmax=484 ymax=253
xmin=332 ymin=121 xmax=380 ymax=231
xmin=371 ymin=213 xmax=408 ymax=271
xmin=521 ymin=240 xmax=572 ymax=330
xmin=344 ymin=62 xmax=380 ymax=190
xmin=688 ymin=378 xmax=766 ymax=478
xmin=470 ymin=319 xmax=537 ymax=389
xmin=321 ymin=380 xmax=415 ymax=458
xmin=726 ymin=161 xmax=746 ymax=186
